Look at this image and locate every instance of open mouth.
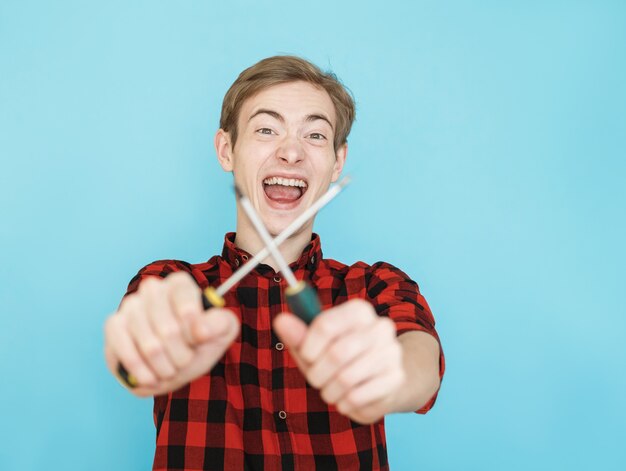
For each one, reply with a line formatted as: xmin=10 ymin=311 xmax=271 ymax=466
xmin=262 ymin=176 xmax=308 ymax=205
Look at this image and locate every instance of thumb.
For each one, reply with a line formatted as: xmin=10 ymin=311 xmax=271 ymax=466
xmin=192 ymin=308 xmax=239 ymax=345
xmin=273 ymin=312 xmax=308 ymax=352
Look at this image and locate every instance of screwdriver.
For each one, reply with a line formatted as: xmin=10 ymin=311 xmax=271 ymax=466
xmin=117 ymin=177 xmax=350 ymax=387
xmin=235 ymin=185 xmax=326 ymax=324
xmin=203 ymin=176 xmax=350 ymax=308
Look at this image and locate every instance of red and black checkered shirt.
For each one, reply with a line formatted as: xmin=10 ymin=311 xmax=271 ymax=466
xmin=124 ymin=233 xmax=444 ymax=471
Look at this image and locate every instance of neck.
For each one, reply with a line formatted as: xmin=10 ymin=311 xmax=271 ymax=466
xmin=233 ymin=210 xmax=314 ymax=272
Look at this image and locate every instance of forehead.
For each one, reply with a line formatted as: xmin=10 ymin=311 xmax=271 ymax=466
xmin=239 ymin=81 xmax=336 ymax=126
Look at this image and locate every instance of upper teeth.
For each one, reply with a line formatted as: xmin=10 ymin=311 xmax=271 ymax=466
xmin=263 ymin=177 xmax=307 ymax=188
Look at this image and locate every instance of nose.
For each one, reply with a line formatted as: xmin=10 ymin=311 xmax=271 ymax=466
xmin=276 ymin=135 xmax=304 ymax=164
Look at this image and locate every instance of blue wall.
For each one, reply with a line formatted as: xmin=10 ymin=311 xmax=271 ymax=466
xmin=1 ymin=1 xmax=625 ymax=469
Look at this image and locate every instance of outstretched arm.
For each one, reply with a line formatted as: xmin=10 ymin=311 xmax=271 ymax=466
xmin=273 ymin=299 xmax=441 ymax=424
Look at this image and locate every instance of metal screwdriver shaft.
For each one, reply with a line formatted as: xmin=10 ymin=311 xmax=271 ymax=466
xmin=117 ymin=177 xmax=350 ymax=388
xmin=235 ymin=186 xmax=299 ymax=286
xmin=216 ymin=176 xmax=350 ymax=296
xmin=235 ymin=185 xmax=325 ymax=324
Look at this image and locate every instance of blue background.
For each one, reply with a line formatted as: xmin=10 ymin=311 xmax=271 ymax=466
xmin=1 ymin=1 xmax=625 ymax=469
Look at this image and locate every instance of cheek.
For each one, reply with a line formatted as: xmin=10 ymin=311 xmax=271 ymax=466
xmin=233 ymin=143 xmax=270 ymax=175
xmin=314 ymin=153 xmax=340 ymax=177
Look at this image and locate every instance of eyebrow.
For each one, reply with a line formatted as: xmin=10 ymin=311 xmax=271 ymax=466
xmin=249 ymin=109 xmax=334 ymax=130
xmin=249 ymin=109 xmax=283 ymax=122
xmin=306 ymin=113 xmax=334 ymax=130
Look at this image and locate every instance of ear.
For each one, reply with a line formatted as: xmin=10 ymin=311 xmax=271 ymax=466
xmin=330 ymin=143 xmax=348 ymax=182
xmin=215 ymin=129 xmax=234 ymax=172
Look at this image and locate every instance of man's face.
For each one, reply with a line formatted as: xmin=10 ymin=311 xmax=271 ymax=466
xmin=216 ymin=81 xmax=347 ymax=237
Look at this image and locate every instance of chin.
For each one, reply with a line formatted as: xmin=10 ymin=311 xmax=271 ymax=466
xmin=262 ymin=212 xmax=297 ymax=237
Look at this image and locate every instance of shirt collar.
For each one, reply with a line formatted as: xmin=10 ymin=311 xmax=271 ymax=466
xmin=220 ymin=232 xmax=322 ymax=275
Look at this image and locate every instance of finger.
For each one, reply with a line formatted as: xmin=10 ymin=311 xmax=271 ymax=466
xmin=321 ymin=341 xmax=401 ymax=406
xmin=142 ymin=278 xmax=195 ymax=369
xmin=336 ymin=367 xmax=405 ymax=419
xmin=306 ymin=319 xmax=388 ymax=389
xmin=299 ymin=299 xmax=376 ymax=364
xmin=152 ymin=309 xmax=241 ymax=393
xmin=339 ymin=396 xmax=389 ymax=425
xmin=126 ymin=295 xmax=177 ymax=380
xmin=191 ymin=308 xmax=240 ymax=344
xmin=104 ymin=312 xmax=157 ymax=387
xmin=273 ymin=312 xmax=308 ymax=349
xmin=167 ymin=271 xmax=204 ymax=344
xmin=273 ymin=312 xmax=310 ymax=371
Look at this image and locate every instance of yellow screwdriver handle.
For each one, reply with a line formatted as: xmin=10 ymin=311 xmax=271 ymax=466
xmin=202 ymin=286 xmax=226 ymax=309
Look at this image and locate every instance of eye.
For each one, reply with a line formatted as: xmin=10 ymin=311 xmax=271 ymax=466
xmin=256 ymin=128 xmax=275 ymax=135
xmin=308 ymin=132 xmax=326 ymax=140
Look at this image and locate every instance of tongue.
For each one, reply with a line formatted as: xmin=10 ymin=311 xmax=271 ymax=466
xmin=264 ymin=184 xmax=302 ymax=202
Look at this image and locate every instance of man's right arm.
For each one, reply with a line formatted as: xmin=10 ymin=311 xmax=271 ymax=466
xmin=103 ymin=271 xmax=240 ymax=397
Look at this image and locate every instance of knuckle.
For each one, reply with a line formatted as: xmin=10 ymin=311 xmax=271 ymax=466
xmin=174 ymin=300 xmax=200 ymax=321
xmin=307 ymin=368 xmax=326 ymax=389
xmin=345 ymin=391 xmax=363 ymax=409
xmin=141 ymin=340 xmax=164 ymax=359
xmin=351 ymin=298 xmax=374 ymax=315
xmin=381 ymin=317 xmax=396 ymax=335
xmin=328 ymin=343 xmax=345 ymax=363
xmin=158 ymin=321 xmax=182 ymax=341
xmin=139 ymin=277 xmax=161 ymax=294
xmin=342 ymin=395 xmax=358 ymax=412
xmin=337 ymin=370 xmax=355 ymax=388
xmin=177 ymin=349 xmax=194 ymax=367
xmin=352 ymin=298 xmax=369 ymax=309
xmin=308 ymin=375 xmax=321 ymax=389
xmin=105 ymin=316 xmax=129 ymax=343
xmin=167 ymin=271 xmax=196 ymax=291
xmin=342 ymin=338 xmax=361 ymax=357
xmin=122 ymin=356 xmax=141 ymax=373
xmin=318 ymin=319 xmax=336 ymax=337
xmin=120 ymin=294 xmax=140 ymax=312
xmin=376 ymin=317 xmax=396 ymax=338
xmin=167 ymin=271 xmax=191 ymax=283
xmin=320 ymin=387 xmax=335 ymax=405
xmin=126 ymin=307 xmax=144 ymax=330
xmin=359 ymin=412 xmax=377 ymax=425
xmin=104 ymin=315 xmax=119 ymax=337
xmin=170 ymin=288 xmax=201 ymax=309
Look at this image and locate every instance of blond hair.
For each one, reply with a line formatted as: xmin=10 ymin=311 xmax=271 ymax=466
xmin=220 ymin=56 xmax=355 ymax=150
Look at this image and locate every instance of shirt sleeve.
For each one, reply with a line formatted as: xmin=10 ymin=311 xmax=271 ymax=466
xmin=366 ymin=262 xmax=445 ymax=414
xmin=123 ymin=259 xmax=193 ymax=298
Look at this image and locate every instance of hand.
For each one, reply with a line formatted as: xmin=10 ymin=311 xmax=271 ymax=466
xmin=273 ymin=299 xmax=406 ymax=424
xmin=104 ymin=272 xmax=240 ymax=397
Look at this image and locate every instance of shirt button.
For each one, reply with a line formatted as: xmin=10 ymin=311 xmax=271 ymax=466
xmin=275 ymin=342 xmax=284 ymax=351
xmin=273 ymin=276 xmax=281 ymax=283
xmin=278 ymin=410 xmax=287 ymax=420
xmin=311 ymin=256 xmax=315 ymax=264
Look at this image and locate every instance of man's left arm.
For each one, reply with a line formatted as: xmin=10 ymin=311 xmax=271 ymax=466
xmin=274 ymin=298 xmax=443 ymax=424
xmin=393 ymin=330 xmax=441 ymax=413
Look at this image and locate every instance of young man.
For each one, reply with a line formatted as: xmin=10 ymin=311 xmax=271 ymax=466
xmin=104 ymin=56 xmax=444 ymax=470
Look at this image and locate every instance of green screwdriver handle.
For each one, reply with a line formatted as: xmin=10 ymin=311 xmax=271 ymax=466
xmin=285 ymin=281 xmax=322 ymax=325
xmin=116 ymin=287 xmax=224 ymax=389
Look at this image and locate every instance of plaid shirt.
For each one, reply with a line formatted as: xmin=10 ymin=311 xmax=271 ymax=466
xmin=124 ymin=233 xmax=444 ymax=471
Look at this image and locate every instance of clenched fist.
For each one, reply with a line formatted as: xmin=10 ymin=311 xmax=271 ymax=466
xmin=273 ymin=299 xmax=406 ymax=424
xmin=104 ymin=272 xmax=240 ymax=397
